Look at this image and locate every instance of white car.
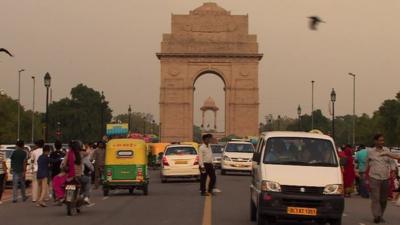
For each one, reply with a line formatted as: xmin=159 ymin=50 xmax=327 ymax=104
xmin=221 ymin=141 xmax=255 ymax=175
xmin=0 ymin=144 xmax=33 ymax=184
xmin=160 ymin=144 xmax=200 ymax=183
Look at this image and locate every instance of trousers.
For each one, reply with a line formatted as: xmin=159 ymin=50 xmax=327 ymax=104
xmin=200 ymin=163 xmax=216 ymax=193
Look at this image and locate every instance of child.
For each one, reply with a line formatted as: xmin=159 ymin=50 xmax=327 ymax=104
xmin=52 ymin=167 xmax=68 ymax=205
xmin=37 ymin=145 xmax=50 ymax=207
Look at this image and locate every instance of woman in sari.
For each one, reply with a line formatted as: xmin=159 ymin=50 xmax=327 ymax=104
xmin=342 ymin=145 xmax=356 ymax=197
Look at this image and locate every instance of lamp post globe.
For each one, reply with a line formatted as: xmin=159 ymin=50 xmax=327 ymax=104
xmin=128 ymin=105 xmax=132 ymax=131
xmin=44 ymin=72 xmax=51 ymax=88
xmin=297 ymin=105 xmax=302 ymax=131
xmin=43 ymin=72 xmax=51 ymax=142
xmin=330 ymin=88 xmax=336 ymax=140
xmin=330 ymin=88 xmax=336 ymax=102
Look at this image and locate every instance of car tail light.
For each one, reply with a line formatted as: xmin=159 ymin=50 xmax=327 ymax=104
xmin=137 ymin=167 xmax=143 ymax=177
xmin=194 ymin=156 xmax=199 ymax=165
xmin=162 ymin=157 xmax=169 ymax=166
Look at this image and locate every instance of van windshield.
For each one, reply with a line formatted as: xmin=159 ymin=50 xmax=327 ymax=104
xmin=263 ymin=137 xmax=338 ymax=167
xmin=225 ymin=143 xmax=254 ymax=153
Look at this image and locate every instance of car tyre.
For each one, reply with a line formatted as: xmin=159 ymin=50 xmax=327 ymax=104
xmin=66 ymin=202 xmax=73 ymax=216
xmin=161 ymin=176 xmax=167 ymax=183
xmin=221 ymin=169 xmax=226 ymax=175
xmin=329 ymin=218 xmax=342 ymax=225
xmin=103 ymin=188 xmax=109 ymax=196
xmin=129 ymin=188 xmax=134 ymax=194
xmin=143 ymin=184 xmax=149 ymax=196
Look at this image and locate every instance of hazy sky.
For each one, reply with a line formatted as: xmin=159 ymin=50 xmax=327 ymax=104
xmin=1 ymin=0 xmax=400 ymax=129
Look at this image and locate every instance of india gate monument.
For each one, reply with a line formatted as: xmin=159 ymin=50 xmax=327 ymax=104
xmin=157 ymin=2 xmax=263 ymax=142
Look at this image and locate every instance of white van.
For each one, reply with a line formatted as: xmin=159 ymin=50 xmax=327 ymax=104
xmin=250 ymin=132 xmax=344 ymax=225
xmin=221 ymin=141 xmax=255 ymax=175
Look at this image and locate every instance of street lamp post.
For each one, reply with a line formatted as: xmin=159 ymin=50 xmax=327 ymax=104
xmin=277 ymin=115 xmax=281 ymax=131
xmin=143 ymin=116 xmax=146 ymax=135
xmin=17 ymin=69 xmax=25 ymax=140
xmin=311 ymin=80 xmax=315 ymax=130
xmin=100 ymin=91 xmax=105 ymax=138
xmin=152 ymin=120 xmax=155 ymax=134
xmin=330 ymin=88 xmax=336 ymax=140
xmin=348 ymin=73 xmax=356 ymax=147
xmin=297 ymin=105 xmax=302 ymax=131
xmin=44 ymin=72 xmax=51 ymax=142
xmin=128 ymin=105 xmax=132 ymax=132
xmin=31 ymin=76 xmax=36 ymax=143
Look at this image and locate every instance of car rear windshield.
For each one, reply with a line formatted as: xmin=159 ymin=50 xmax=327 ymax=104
xmin=0 ymin=150 xmax=14 ymax=159
xmin=225 ymin=143 xmax=254 ymax=153
xmin=263 ymin=137 xmax=338 ymax=167
xmin=211 ymin=145 xmax=223 ymax=153
xmin=165 ymin=147 xmax=197 ymax=156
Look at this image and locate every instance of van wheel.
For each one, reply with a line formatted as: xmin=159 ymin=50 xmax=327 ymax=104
xmin=329 ymin=218 xmax=342 ymax=225
xmin=221 ymin=169 xmax=226 ymax=175
xmin=143 ymin=184 xmax=149 ymax=196
xmin=103 ymin=188 xmax=109 ymax=196
xmin=250 ymin=199 xmax=257 ymax=221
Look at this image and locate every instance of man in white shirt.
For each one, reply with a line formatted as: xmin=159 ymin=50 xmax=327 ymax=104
xmin=198 ymin=134 xmax=216 ymax=196
xmin=30 ymin=140 xmax=44 ymax=202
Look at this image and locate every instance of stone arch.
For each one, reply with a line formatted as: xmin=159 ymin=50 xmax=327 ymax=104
xmin=192 ymin=68 xmax=228 ymax=88
xmin=157 ymin=3 xmax=263 ymax=142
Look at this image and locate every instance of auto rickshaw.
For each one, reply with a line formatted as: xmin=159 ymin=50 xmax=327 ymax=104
xmin=103 ymin=138 xmax=149 ymax=196
xmin=148 ymin=143 xmax=170 ymax=167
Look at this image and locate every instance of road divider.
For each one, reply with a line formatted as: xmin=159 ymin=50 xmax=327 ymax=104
xmin=202 ymin=196 xmax=212 ymax=225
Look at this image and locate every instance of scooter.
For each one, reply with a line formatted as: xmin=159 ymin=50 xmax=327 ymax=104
xmin=64 ymin=182 xmax=84 ymax=216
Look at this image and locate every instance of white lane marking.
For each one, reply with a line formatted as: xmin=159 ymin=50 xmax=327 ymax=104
xmin=86 ymin=203 xmax=96 ymax=207
xmin=343 ymin=213 xmax=347 ymax=217
xmin=359 ymin=223 xmax=366 ymax=225
xmin=102 ymin=196 xmax=109 ymax=200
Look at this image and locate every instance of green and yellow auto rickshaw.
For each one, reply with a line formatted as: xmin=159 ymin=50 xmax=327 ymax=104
xmin=103 ymin=138 xmax=149 ymax=196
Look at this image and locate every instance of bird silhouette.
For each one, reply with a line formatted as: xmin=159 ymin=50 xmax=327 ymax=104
xmin=0 ymin=48 xmax=13 ymax=57
xmin=308 ymin=16 xmax=325 ymax=30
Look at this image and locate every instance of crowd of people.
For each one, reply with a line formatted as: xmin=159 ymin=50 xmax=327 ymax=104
xmin=338 ymin=134 xmax=400 ymax=223
xmin=0 ymin=139 xmax=106 ymax=207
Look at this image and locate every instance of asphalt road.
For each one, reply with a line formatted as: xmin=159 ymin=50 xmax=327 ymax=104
xmin=1 ymin=170 xmax=399 ymax=225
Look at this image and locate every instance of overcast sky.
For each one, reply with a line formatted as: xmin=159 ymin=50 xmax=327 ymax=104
xmin=1 ymin=0 xmax=400 ymax=129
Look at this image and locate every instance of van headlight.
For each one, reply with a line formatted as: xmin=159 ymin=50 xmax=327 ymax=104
xmin=323 ymin=184 xmax=343 ymax=195
xmin=223 ymin=155 xmax=231 ymax=161
xmin=261 ymin=180 xmax=281 ymax=192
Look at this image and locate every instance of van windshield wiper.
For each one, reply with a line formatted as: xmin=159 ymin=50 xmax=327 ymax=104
xmin=308 ymin=162 xmax=337 ymax=167
xmin=269 ymin=161 xmax=310 ymax=165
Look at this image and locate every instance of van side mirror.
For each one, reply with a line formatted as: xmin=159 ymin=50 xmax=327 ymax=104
xmin=253 ymin=153 xmax=261 ymax=164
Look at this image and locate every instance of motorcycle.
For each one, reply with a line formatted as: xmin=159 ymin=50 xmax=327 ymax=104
xmin=64 ymin=182 xmax=85 ymax=216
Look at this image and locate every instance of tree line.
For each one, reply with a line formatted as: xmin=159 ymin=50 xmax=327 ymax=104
xmin=260 ymin=92 xmax=400 ymax=147
xmin=1 ymin=85 xmax=400 ymax=146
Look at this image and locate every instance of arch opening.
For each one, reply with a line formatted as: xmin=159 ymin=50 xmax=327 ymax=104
xmin=193 ymin=72 xmax=226 ymax=135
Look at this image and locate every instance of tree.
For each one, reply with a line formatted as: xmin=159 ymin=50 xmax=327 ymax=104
xmin=114 ymin=112 xmax=159 ymax=135
xmin=0 ymin=94 xmax=43 ymax=143
xmin=48 ymin=84 xmax=112 ymax=143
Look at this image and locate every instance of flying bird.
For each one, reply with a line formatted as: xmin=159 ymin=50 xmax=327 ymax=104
xmin=0 ymin=48 xmax=13 ymax=57
xmin=308 ymin=16 xmax=325 ymax=30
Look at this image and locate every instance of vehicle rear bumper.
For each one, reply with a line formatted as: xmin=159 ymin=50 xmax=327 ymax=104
xmin=161 ymin=167 xmax=200 ymax=177
xmin=258 ymin=192 xmax=344 ymax=220
xmin=103 ymin=180 xmax=148 ymax=188
xmin=221 ymin=161 xmax=252 ymax=171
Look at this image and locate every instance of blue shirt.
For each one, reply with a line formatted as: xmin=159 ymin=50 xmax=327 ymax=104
xmin=356 ymin=148 xmax=368 ymax=172
xmin=37 ymin=154 xmax=50 ymax=179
